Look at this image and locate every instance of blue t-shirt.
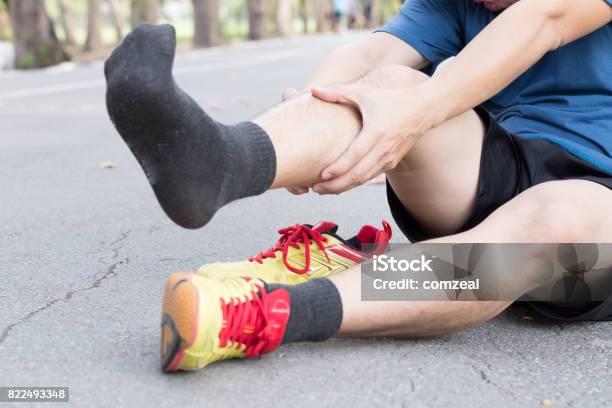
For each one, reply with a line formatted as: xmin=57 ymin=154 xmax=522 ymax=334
xmin=378 ymin=0 xmax=612 ymax=174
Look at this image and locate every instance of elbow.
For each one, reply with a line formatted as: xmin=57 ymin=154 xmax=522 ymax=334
xmin=523 ymin=0 xmax=567 ymax=18
xmin=521 ymin=0 xmax=567 ymax=50
xmin=545 ymin=19 xmax=565 ymax=51
xmin=335 ymin=40 xmax=378 ymax=69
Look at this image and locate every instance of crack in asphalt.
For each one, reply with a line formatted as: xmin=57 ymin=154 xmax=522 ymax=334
xmin=468 ymin=359 xmax=520 ymax=402
xmin=0 ymin=230 xmax=132 ymax=346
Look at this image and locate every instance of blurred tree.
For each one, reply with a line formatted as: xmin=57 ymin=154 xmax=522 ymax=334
xmin=276 ymin=0 xmax=293 ymax=37
xmin=192 ymin=0 xmax=219 ymax=48
xmin=84 ymin=0 xmax=102 ymax=52
xmin=376 ymin=0 xmax=401 ymax=25
xmin=57 ymin=0 xmax=77 ymax=46
xmin=107 ymin=0 xmax=125 ymax=41
xmin=298 ymin=0 xmax=308 ymax=33
xmin=315 ymin=0 xmax=329 ymax=32
xmin=247 ymin=0 xmax=266 ymax=40
xmin=131 ymin=0 xmax=159 ymax=26
xmin=0 ymin=0 xmax=8 ymax=41
xmin=6 ymin=0 xmax=69 ymax=68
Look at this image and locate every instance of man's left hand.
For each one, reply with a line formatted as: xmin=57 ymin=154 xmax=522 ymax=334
xmin=311 ymin=83 xmax=437 ymax=194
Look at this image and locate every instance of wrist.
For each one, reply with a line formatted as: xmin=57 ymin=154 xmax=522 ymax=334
xmin=416 ymin=79 xmax=454 ymax=127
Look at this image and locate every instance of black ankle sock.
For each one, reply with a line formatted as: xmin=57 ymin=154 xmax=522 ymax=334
xmin=104 ymin=24 xmax=276 ymax=229
xmin=268 ymin=279 xmax=343 ymax=344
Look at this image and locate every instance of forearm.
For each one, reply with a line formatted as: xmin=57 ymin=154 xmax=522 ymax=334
xmin=302 ymin=33 xmax=427 ymax=90
xmin=417 ymin=0 xmax=612 ymax=126
xmin=419 ymin=0 xmax=560 ymax=125
xmin=301 ymin=42 xmax=377 ymax=90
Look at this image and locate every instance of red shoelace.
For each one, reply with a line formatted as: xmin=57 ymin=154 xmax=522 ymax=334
xmin=248 ymin=224 xmax=330 ymax=275
xmin=218 ymin=282 xmax=281 ymax=358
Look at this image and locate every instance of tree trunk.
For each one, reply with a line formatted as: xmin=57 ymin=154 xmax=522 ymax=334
xmin=57 ymin=0 xmax=76 ymax=45
xmin=276 ymin=0 xmax=293 ymax=37
xmin=84 ymin=0 xmax=102 ymax=52
xmin=7 ymin=0 xmax=69 ymax=69
xmin=0 ymin=4 xmax=9 ymax=41
xmin=131 ymin=0 xmax=159 ymax=26
xmin=247 ymin=0 xmax=266 ymax=40
xmin=191 ymin=0 xmax=219 ymax=48
xmin=299 ymin=0 xmax=308 ymax=33
xmin=315 ymin=0 xmax=328 ymax=33
xmin=106 ymin=0 xmax=124 ymax=41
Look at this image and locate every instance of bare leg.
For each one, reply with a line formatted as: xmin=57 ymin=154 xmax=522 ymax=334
xmin=253 ymin=94 xmax=362 ymax=189
xmin=386 ymin=109 xmax=484 ymax=237
xmin=254 ymin=65 xmax=484 ymax=237
xmin=107 ymin=25 xmax=482 ymax=230
xmin=108 ymin=23 xmax=483 ymax=230
xmin=330 ymin=180 xmax=612 ymax=337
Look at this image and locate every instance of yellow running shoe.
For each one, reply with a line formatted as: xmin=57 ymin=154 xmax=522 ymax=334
xmin=160 ymin=272 xmax=290 ymax=372
xmin=198 ymin=221 xmax=392 ymax=284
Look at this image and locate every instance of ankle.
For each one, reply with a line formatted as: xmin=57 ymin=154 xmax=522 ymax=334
xmin=222 ymin=122 xmax=277 ymax=201
xmin=268 ymin=278 xmax=343 ymax=345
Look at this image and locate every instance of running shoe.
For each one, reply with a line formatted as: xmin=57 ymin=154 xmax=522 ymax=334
xmin=161 ymin=273 xmax=289 ymax=372
xmin=197 ymin=221 xmax=392 ymax=284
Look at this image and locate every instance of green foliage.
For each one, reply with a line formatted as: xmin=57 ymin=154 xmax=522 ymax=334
xmin=16 ymin=51 xmax=35 ymax=69
xmin=6 ymin=0 xmax=403 ymax=68
xmin=0 ymin=0 xmax=8 ymax=40
xmin=16 ymin=41 xmax=68 ymax=69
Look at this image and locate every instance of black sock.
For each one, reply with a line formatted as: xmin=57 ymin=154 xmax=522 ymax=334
xmin=104 ymin=24 xmax=276 ymax=229
xmin=268 ymin=278 xmax=343 ymax=344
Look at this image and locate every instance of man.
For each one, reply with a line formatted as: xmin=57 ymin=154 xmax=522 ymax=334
xmin=104 ymin=0 xmax=612 ymax=372
xmin=363 ymin=0 xmax=375 ymax=28
xmin=332 ymin=0 xmax=350 ymax=31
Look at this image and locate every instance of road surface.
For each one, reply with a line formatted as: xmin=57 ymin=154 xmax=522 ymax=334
xmin=1 ymin=32 xmax=611 ymax=407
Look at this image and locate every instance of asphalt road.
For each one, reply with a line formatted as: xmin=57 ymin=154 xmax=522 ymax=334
xmin=1 ymin=32 xmax=611 ymax=408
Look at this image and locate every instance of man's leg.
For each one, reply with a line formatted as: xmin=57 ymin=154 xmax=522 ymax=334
xmin=256 ymin=65 xmax=484 ymax=239
xmin=298 ymin=180 xmax=612 ymax=338
xmin=105 ymin=24 xmax=483 ymax=232
xmin=367 ymin=65 xmax=485 ymax=236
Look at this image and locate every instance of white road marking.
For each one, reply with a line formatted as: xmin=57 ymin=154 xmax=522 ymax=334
xmin=0 ymin=80 xmax=105 ymax=100
xmin=0 ymin=50 xmax=303 ymax=101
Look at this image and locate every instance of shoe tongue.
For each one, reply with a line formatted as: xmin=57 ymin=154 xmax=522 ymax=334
xmin=312 ymin=222 xmax=338 ymax=235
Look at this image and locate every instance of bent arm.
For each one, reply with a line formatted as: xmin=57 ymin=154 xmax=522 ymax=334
xmin=301 ymin=32 xmax=428 ymax=90
xmin=418 ymin=0 xmax=612 ymax=126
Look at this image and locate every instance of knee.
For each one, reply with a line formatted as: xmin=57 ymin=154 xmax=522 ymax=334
xmin=511 ymin=187 xmax=591 ymax=243
xmin=359 ymin=65 xmax=429 ymax=88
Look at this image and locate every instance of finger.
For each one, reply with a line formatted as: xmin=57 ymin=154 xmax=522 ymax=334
xmin=287 ymin=187 xmax=308 ymax=195
xmin=282 ymin=88 xmax=300 ymax=102
xmin=320 ymin=125 xmax=377 ymax=181
xmin=315 ymin=147 xmax=386 ymax=194
xmin=287 ymin=186 xmax=309 ymax=195
xmin=311 ymin=85 xmax=361 ymax=107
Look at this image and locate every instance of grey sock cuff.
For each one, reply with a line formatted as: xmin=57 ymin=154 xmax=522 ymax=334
xmin=271 ymin=278 xmax=344 ymax=344
xmin=226 ymin=122 xmax=277 ymax=199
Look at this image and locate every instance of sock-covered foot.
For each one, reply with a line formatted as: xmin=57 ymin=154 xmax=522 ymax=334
xmin=105 ymin=24 xmax=276 ymax=229
xmin=160 ymin=273 xmax=342 ymax=372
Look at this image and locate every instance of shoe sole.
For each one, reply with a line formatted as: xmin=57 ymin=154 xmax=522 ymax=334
xmin=160 ymin=272 xmax=199 ymax=372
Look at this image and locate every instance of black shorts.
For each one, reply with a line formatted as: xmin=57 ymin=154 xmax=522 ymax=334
xmin=387 ymin=106 xmax=612 ymax=321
